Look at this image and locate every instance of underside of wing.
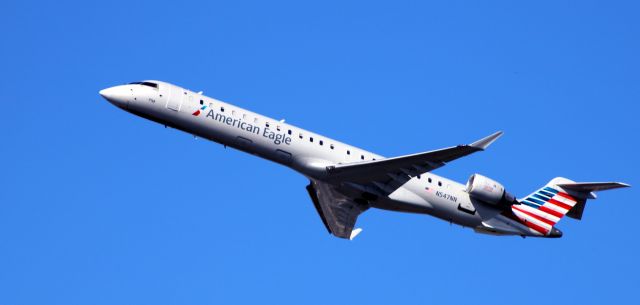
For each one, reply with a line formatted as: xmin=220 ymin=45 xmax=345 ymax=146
xmin=306 ymin=180 xmax=369 ymax=239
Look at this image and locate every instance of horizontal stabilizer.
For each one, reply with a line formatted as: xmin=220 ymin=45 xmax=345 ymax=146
xmin=557 ymin=182 xmax=630 ymax=192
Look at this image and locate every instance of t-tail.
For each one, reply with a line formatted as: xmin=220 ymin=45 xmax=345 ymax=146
xmin=511 ymin=177 xmax=629 ymax=237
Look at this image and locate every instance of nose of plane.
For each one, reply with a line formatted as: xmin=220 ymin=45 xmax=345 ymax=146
xmin=99 ymin=86 xmax=130 ymax=109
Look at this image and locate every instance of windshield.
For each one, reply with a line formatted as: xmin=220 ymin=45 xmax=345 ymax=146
xmin=128 ymin=81 xmax=158 ymax=89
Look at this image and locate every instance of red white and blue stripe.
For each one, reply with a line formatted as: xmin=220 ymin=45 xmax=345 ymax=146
xmin=512 ymin=186 xmax=578 ymax=235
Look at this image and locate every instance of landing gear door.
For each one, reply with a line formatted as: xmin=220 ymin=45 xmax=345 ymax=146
xmin=167 ymin=86 xmax=184 ymax=111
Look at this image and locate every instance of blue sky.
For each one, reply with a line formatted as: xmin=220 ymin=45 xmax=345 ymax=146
xmin=1 ymin=1 xmax=638 ymax=304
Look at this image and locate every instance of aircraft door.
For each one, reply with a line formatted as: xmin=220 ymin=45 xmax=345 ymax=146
xmin=157 ymin=83 xmax=169 ymax=106
xmin=167 ymin=86 xmax=184 ymax=111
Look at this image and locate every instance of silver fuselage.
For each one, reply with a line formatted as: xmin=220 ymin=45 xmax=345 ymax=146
xmin=100 ymin=81 xmax=537 ymax=237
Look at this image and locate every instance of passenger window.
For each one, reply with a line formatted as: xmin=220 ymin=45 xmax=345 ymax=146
xmin=347 ymin=150 xmax=351 ymax=155
xmin=266 ymin=122 xmax=270 ymax=127
xmin=254 ymin=117 xmax=259 ymax=123
xmin=310 ymin=137 xmax=314 ymax=143
xmin=417 ymin=175 xmax=421 ymax=179
xmin=199 ymin=100 xmax=203 ymax=105
xmin=330 ymin=144 xmax=334 ymax=149
xmin=428 ymin=177 xmax=432 ymax=183
xmin=232 ymin=110 xmax=236 ymax=116
xmin=299 ymin=133 xmax=303 ymax=139
xmin=438 ymin=181 xmax=442 ymax=187
xmin=243 ymin=114 xmax=247 ymax=119
xmin=288 ymin=130 xmax=292 ymax=135
xmin=220 ymin=107 xmax=225 ymax=112
xmin=319 ymin=140 xmax=323 ymax=146
xmin=277 ymin=126 xmax=281 ymax=131
xmin=360 ymin=155 xmax=364 ymax=160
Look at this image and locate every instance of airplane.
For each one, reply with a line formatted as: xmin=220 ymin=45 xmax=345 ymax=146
xmin=100 ymin=80 xmax=630 ymax=240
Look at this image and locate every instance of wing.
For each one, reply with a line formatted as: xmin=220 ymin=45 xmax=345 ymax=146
xmin=324 ymin=131 xmax=503 ymax=195
xmin=306 ymin=180 xmax=369 ymax=239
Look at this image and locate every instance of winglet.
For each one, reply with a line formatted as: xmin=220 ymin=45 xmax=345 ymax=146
xmin=349 ymin=228 xmax=363 ymax=240
xmin=470 ymin=131 xmax=503 ymax=150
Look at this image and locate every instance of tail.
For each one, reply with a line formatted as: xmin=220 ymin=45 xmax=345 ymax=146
xmin=511 ymin=177 xmax=629 ymax=236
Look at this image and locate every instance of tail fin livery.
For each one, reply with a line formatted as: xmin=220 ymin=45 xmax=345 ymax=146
xmin=511 ymin=177 xmax=629 ymax=236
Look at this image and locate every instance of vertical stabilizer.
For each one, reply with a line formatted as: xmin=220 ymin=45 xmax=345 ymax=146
xmin=511 ymin=178 xmax=629 ymax=236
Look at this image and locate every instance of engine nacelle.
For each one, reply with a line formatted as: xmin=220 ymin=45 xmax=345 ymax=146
xmin=465 ymin=174 xmax=517 ymax=207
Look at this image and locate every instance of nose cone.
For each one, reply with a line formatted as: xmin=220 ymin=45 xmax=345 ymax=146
xmin=99 ymin=86 xmax=130 ymax=109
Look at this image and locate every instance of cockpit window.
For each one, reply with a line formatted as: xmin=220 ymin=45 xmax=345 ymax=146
xmin=141 ymin=82 xmax=158 ymax=88
xmin=128 ymin=81 xmax=158 ymax=89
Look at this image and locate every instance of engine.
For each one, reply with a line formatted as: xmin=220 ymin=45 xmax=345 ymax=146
xmin=465 ymin=174 xmax=517 ymax=207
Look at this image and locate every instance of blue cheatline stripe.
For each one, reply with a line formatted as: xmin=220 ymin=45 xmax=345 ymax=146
xmin=533 ymin=194 xmax=550 ymax=201
xmin=539 ymin=190 xmax=555 ymax=198
xmin=527 ymin=197 xmax=545 ymax=205
xmin=544 ymin=187 xmax=559 ymax=194
xmin=523 ymin=198 xmax=543 ymax=206
xmin=521 ymin=200 xmax=540 ymax=209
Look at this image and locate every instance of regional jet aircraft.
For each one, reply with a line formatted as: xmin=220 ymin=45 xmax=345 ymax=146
xmin=100 ymin=80 xmax=629 ymax=239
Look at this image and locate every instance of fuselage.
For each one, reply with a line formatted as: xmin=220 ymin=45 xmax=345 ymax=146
xmin=100 ymin=80 xmax=547 ymax=237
